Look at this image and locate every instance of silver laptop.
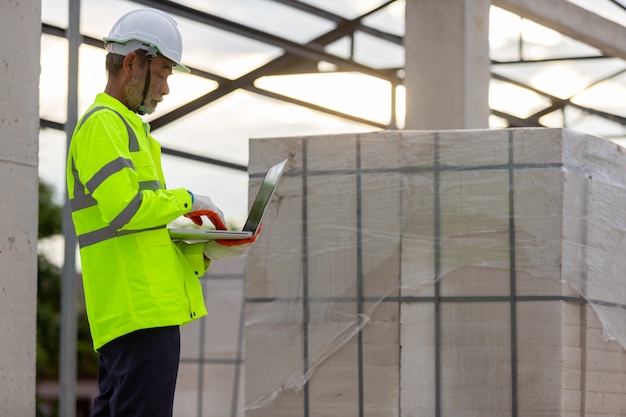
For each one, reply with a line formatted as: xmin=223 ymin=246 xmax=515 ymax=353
xmin=168 ymin=159 xmax=287 ymax=241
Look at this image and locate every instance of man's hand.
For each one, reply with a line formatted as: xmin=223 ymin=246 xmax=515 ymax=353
xmin=184 ymin=193 xmax=227 ymax=229
xmin=203 ymin=226 xmax=261 ymax=260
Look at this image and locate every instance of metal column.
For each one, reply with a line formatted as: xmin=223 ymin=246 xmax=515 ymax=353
xmin=59 ymin=0 xmax=80 ymax=415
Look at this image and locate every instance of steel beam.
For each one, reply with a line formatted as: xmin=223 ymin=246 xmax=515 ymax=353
xmin=59 ymin=0 xmax=80 ymax=415
xmin=493 ymin=0 xmax=626 ymax=60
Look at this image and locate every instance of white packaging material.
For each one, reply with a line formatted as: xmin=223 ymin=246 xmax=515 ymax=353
xmin=245 ymin=128 xmax=626 ymax=416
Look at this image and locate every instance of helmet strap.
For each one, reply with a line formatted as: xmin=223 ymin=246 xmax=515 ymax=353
xmin=136 ymin=57 xmax=153 ymax=115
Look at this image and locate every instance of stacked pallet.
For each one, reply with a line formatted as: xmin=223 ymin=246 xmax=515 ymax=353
xmin=245 ymin=128 xmax=626 ymax=417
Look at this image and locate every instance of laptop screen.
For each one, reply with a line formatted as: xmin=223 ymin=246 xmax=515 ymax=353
xmin=242 ymin=159 xmax=287 ymax=233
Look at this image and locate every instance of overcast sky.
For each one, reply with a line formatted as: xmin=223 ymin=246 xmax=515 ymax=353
xmin=39 ymin=0 xmax=404 ymax=228
xmin=38 ymin=0 xmax=626 ymax=228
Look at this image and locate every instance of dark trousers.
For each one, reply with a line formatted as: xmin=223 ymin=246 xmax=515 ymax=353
xmin=91 ymin=326 xmax=181 ymax=417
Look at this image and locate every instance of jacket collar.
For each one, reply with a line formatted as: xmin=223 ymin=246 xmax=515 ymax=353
xmin=94 ymin=92 xmax=147 ymax=131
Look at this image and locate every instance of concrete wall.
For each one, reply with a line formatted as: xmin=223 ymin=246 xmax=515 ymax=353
xmin=0 ymin=1 xmax=41 ymax=416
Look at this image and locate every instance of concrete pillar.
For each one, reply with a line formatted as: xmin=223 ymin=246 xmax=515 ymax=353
xmin=0 ymin=1 xmax=41 ymax=416
xmin=404 ymin=0 xmax=491 ymax=129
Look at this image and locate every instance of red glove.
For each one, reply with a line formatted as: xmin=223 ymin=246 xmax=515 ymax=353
xmin=184 ymin=193 xmax=227 ymax=230
xmin=204 ymin=225 xmax=261 ymax=259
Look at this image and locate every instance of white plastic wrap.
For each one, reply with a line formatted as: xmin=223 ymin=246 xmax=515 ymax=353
xmin=245 ymin=128 xmax=626 ymax=416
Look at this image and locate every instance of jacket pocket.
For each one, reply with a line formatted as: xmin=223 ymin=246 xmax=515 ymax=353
xmin=132 ymin=151 xmax=160 ymax=185
xmin=136 ymin=230 xmax=184 ymax=297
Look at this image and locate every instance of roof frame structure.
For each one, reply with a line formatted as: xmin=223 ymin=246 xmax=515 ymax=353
xmin=40 ymin=0 xmax=626 ymax=169
xmin=129 ymin=0 xmax=401 ymax=131
xmin=494 ymin=0 xmax=626 ymax=60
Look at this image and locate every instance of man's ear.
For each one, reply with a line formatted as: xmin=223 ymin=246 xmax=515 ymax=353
xmin=122 ymin=51 xmax=139 ymax=74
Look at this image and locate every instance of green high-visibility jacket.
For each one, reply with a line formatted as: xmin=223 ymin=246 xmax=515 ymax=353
xmin=67 ymin=93 xmax=208 ymax=351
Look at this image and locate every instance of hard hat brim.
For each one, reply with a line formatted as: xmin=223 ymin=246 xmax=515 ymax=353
xmin=104 ymin=39 xmax=190 ymax=73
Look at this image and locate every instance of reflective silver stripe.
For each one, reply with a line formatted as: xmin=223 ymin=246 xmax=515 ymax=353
xmin=71 ymin=105 xmax=141 ymax=213
xmin=77 ymin=106 xmax=139 ymax=152
xmin=70 ymin=192 xmax=97 ymax=211
xmin=77 ymin=225 xmax=166 ymax=249
xmin=72 ymin=104 xmax=150 ymax=246
xmin=77 ymin=106 xmax=107 ymax=130
xmin=70 ymin=159 xmax=97 ymax=211
xmin=122 ymin=112 xmax=140 ymax=152
xmin=139 ymin=180 xmax=161 ymax=191
xmin=78 ymin=225 xmax=117 ymax=248
xmin=110 ymin=192 xmax=143 ymax=229
xmin=85 ymin=157 xmax=134 ymax=193
xmin=71 ymin=169 xmax=158 ymax=213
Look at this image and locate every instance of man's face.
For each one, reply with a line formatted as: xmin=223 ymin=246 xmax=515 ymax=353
xmin=124 ymin=54 xmax=173 ymax=114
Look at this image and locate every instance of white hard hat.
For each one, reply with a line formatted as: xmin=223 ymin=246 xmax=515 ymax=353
xmin=103 ymin=9 xmax=190 ymax=73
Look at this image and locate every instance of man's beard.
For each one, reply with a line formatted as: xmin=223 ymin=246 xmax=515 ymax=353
xmin=124 ymin=70 xmax=160 ymax=115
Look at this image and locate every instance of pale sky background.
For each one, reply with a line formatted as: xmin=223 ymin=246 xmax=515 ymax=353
xmin=38 ymin=0 xmax=626 ymax=264
xmin=40 ymin=0 xmax=404 ymax=221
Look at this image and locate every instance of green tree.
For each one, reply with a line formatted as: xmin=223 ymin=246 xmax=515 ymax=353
xmin=38 ymin=181 xmax=62 ymax=239
xmin=37 ymin=181 xmax=63 ymax=380
xmin=37 ymin=181 xmax=98 ymax=415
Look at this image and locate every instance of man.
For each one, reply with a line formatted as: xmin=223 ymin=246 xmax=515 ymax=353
xmin=66 ymin=9 xmax=255 ymax=417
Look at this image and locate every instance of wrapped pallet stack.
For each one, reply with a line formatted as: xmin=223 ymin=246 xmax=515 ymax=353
xmin=245 ymin=128 xmax=626 ymax=417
